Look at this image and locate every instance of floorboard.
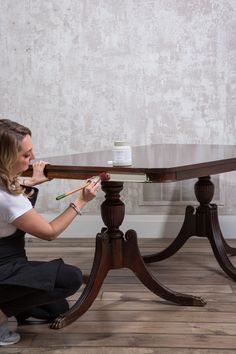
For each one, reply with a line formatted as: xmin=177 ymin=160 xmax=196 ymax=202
xmin=4 ymin=237 xmax=236 ymax=353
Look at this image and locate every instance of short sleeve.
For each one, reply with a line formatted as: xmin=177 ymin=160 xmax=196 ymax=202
xmin=0 ymin=191 xmax=33 ymax=223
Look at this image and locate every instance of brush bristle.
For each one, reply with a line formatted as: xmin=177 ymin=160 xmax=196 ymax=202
xmin=99 ymin=172 xmax=110 ymax=181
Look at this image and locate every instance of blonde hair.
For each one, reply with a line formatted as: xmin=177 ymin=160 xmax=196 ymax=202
xmin=0 ymin=119 xmax=31 ymax=195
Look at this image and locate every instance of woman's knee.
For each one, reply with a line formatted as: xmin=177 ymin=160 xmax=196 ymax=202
xmin=55 ymin=264 xmax=83 ymax=292
xmin=69 ymin=266 xmax=83 ymax=290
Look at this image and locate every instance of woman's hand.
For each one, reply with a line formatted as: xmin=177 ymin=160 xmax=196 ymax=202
xmin=23 ymin=160 xmax=51 ymax=187
xmin=75 ymin=178 xmax=101 ymax=207
xmin=82 ymin=178 xmax=101 ymax=202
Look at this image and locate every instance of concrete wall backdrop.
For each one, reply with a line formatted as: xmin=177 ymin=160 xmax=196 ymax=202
xmin=0 ymin=0 xmax=236 ymax=236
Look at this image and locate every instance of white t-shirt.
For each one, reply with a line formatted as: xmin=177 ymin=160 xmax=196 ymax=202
xmin=0 ymin=184 xmax=32 ymax=238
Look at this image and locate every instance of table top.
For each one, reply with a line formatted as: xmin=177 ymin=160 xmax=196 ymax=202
xmin=27 ymin=144 xmax=236 ymax=182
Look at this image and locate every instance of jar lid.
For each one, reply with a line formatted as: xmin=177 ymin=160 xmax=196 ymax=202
xmin=114 ymin=141 xmax=129 ymax=146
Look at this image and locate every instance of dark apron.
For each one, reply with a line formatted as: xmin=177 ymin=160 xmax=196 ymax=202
xmin=0 ymin=186 xmax=63 ymax=291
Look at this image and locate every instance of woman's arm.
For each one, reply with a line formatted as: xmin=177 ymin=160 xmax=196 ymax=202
xmin=11 ymin=179 xmax=100 ymax=241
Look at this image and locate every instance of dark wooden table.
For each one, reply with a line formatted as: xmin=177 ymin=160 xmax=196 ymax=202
xmin=26 ymin=144 xmax=236 ymax=328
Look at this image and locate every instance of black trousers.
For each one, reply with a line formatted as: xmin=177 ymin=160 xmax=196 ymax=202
xmin=0 ymin=262 xmax=82 ymax=317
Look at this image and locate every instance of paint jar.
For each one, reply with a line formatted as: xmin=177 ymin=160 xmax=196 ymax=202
xmin=112 ymin=141 xmax=132 ymax=166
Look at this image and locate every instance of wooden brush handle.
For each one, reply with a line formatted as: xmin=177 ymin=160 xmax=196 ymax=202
xmin=56 ymin=173 xmax=109 ymax=201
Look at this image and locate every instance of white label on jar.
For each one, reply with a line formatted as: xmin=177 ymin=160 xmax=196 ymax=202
xmin=112 ymin=148 xmax=132 ymax=166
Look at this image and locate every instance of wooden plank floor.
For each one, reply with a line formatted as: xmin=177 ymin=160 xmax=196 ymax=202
xmin=5 ymin=237 xmax=236 ymax=354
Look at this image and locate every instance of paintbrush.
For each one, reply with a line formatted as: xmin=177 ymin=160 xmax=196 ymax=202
xmin=56 ymin=171 xmax=148 ymax=200
xmin=56 ymin=172 xmax=109 ymax=200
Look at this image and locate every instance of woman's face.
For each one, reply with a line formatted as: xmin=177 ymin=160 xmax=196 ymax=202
xmin=11 ymin=134 xmax=35 ymax=177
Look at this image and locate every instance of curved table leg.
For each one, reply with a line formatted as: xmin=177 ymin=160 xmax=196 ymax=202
xmin=124 ymin=229 xmax=206 ymax=306
xmin=220 ymin=235 xmax=236 ymax=256
xmin=206 ymin=205 xmax=236 ymax=280
xmin=143 ymin=206 xmax=195 ymax=264
xmin=194 ymin=177 xmax=236 ymax=279
xmin=51 ymin=232 xmax=111 ymax=329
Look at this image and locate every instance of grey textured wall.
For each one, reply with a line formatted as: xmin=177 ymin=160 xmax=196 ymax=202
xmin=0 ymin=0 xmax=236 ymax=215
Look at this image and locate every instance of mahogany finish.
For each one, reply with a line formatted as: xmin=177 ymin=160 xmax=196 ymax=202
xmin=24 ymin=144 xmax=236 ymax=328
xmin=25 ymin=143 xmax=236 ymax=182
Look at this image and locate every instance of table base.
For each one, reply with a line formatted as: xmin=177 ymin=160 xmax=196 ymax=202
xmin=143 ymin=176 xmax=236 ymax=281
xmin=51 ymin=181 xmax=206 ymax=329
